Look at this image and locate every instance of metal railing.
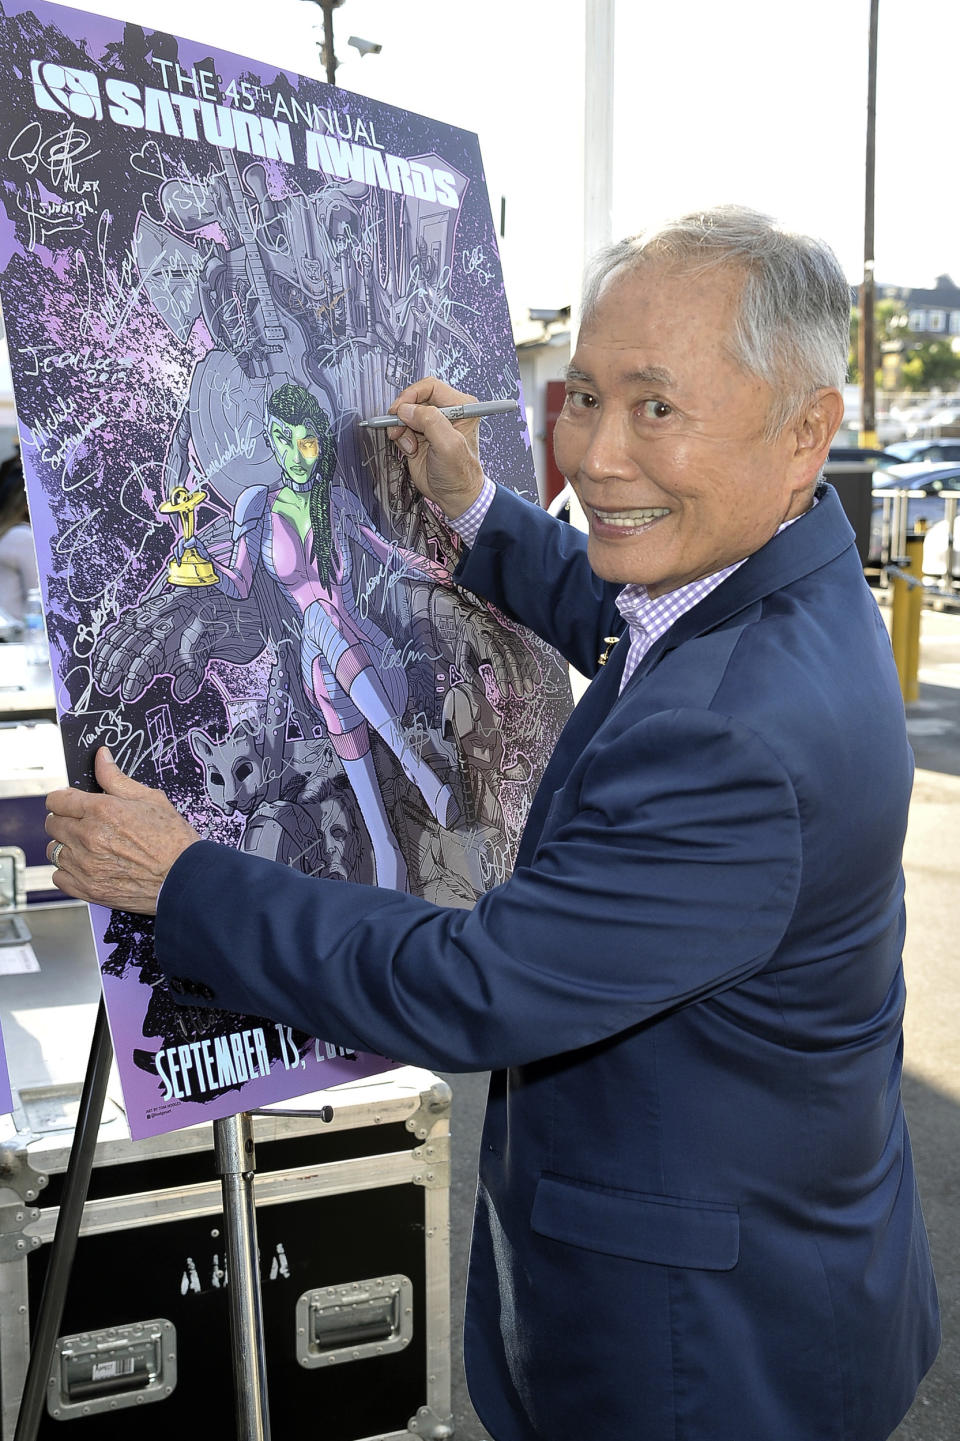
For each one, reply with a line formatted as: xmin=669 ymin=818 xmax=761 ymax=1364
xmin=873 ymin=488 xmax=960 ymax=601
xmin=870 ymin=488 xmax=960 ymax=702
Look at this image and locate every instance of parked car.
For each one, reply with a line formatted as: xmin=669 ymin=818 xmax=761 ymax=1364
xmin=822 ymin=451 xmax=902 ymax=563
xmin=868 ymin=462 xmax=960 ymax=564
xmin=897 ymin=395 xmax=960 ymax=439
xmin=884 ymin=438 xmax=960 ymax=464
xmin=827 ymin=446 xmax=900 ymax=467
xmin=921 ymin=516 xmax=960 ymax=581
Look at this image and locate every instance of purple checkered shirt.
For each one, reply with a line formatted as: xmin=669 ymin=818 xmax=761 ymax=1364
xmin=448 ymin=475 xmax=498 ymax=547
xmin=614 ymin=565 xmax=743 ymax=689
xmin=449 ymin=479 xmax=812 ymax=693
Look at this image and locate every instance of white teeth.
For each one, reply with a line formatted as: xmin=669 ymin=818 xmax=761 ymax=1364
xmin=592 ymin=507 xmax=669 ymax=528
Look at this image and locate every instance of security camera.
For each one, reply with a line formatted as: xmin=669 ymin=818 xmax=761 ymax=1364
xmin=348 ymin=35 xmax=382 ymax=57
xmin=528 ymin=307 xmax=571 ymax=324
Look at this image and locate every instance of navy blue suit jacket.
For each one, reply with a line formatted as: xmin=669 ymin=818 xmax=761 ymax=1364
xmin=157 ymin=483 xmax=939 ymax=1441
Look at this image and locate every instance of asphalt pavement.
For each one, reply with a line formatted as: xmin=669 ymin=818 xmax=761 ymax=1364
xmin=441 ymin=596 xmax=960 ymax=1441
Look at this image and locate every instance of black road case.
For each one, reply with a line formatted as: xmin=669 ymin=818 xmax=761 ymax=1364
xmin=0 ymin=907 xmax=453 ymax=1440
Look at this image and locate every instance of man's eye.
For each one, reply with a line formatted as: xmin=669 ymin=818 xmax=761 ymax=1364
xmin=564 ymin=390 xmax=596 ymax=410
xmin=640 ymin=400 xmax=672 ymax=420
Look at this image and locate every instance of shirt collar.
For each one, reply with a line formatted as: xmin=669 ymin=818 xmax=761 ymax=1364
xmin=615 ymin=499 xmax=816 ymax=640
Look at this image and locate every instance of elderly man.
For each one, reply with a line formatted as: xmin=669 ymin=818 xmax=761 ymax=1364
xmin=47 ymin=206 xmax=939 ymax=1441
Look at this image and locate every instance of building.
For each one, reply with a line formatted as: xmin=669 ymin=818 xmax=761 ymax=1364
xmin=514 ymin=309 xmax=572 ymax=505
xmin=881 ymin=274 xmax=960 ymax=343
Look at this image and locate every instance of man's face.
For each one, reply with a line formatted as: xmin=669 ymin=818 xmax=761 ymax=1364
xmin=269 ymin=417 xmax=320 ymax=485
xmin=553 ymin=263 xmax=827 ymax=595
xmin=317 ymin=795 xmax=356 ymax=881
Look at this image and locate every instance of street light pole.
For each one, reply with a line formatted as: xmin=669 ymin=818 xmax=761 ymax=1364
xmin=322 ymin=0 xmax=338 ymax=84
xmin=301 ymin=0 xmax=345 ymax=85
xmin=859 ymin=0 xmax=879 ymax=448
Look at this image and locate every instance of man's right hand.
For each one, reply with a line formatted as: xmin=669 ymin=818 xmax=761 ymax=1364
xmin=388 ymin=378 xmax=487 ymax=521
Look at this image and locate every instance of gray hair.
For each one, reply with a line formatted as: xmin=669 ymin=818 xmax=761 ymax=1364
xmin=581 ymin=205 xmax=851 ymax=438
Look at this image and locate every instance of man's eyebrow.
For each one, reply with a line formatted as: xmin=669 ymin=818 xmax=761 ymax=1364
xmin=564 ymin=363 xmax=675 ymax=387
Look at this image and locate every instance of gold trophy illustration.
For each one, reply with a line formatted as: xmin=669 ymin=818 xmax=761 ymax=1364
xmin=160 ymin=486 xmax=219 ymax=587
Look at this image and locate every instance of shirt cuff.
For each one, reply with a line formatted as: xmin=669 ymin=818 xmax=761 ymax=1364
xmin=447 ymin=475 xmax=496 ymax=547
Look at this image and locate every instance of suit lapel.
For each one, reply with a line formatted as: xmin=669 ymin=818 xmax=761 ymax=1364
xmin=620 ymin=484 xmax=856 ymax=692
xmin=513 ymin=485 xmax=856 ymax=862
xmin=514 ymin=631 xmax=628 ymax=868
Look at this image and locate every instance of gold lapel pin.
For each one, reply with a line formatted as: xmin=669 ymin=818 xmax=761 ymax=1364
xmin=598 ymin=636 xmax=620 ymax=667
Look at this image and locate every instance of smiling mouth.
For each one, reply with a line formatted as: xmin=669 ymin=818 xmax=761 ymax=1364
xmin=588 ymin=506 xmax=671 ymax=530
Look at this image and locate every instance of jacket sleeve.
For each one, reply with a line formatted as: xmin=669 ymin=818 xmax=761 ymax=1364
xmin=454 ymin=485 xmax=623 ymax=676
xmin=154 ymin=706 xmax=803 ymax=1073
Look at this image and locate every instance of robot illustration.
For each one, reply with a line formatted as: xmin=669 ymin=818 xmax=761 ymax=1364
xmin=92 ymin=151 xmax=542 ymax=898
xmin=133 ymin=152 xmax=483 ymax=514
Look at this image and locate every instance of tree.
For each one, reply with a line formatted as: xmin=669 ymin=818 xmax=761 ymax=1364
xmin=898 ymin=341 xmax=960 ymax=392
xmin=848 ymin=299 xmax=908 ymax=383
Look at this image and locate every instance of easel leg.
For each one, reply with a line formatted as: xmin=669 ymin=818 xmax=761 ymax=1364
xmin=214 ymin=1113 xmax=272 ymax=1441
xmin=14 ymin=996 xmax=113 ymax=1441
xmin=13 ymin=1011 xmax=271 ymax=1440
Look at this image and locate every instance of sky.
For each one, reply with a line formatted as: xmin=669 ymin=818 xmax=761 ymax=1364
xmin=6 ymin=0 xmax=960 ymax=328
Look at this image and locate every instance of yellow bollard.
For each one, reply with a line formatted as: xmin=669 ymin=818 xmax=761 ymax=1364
xmin=905 ymin=533 xmax=925 ymax=703
xmin=890 ymin=533 xmax=924 ymax=703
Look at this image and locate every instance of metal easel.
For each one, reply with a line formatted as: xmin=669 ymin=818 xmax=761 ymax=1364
xmin=13 ymin=997 xmax=272 ymax=1440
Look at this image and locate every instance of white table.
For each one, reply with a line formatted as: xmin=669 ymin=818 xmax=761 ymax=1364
xmin=0 ymin=645 xmax=56 ymax=722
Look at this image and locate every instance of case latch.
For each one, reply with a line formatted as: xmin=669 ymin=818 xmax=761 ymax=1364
xmin=296 ymin=1273 xmax=413 ymax=1367
xmin=47 ymin=1319 xmax=177 ymax=1419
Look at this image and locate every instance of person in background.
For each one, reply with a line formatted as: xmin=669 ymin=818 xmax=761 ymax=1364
xmin=0 ymin=449 xmax=38 ymax=628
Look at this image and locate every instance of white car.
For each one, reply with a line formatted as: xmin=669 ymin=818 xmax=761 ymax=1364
xmin=922 ymin=515 xmax=960 ymax=580
xmin=869 ymin=462 xmax=960 ymax=565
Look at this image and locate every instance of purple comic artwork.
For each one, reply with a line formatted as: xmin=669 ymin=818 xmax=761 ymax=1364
xmin=0 ymin=2 xmax=572 ymax=1137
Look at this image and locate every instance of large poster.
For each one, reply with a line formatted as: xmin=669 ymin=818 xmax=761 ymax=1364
xmin=0 ymin=1 xmax=571 ymax=1137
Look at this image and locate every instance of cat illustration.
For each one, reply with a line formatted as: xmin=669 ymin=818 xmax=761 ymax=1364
xmin=189 ymin=719 xmax=337 ymax=818
xmin=189 ymin=720 xmax=372 ymax=881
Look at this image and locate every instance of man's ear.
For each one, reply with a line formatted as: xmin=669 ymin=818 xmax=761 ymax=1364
xmin=792 ymin=387 xmax=845 ymax=479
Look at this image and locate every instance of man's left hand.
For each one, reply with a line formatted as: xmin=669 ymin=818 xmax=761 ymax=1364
xmin=45 ymin=748 xmax=201 ymax=914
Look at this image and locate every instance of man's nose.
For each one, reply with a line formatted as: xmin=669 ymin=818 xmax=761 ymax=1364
xmin=579 ymin=411 xmax=637 ymax=482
